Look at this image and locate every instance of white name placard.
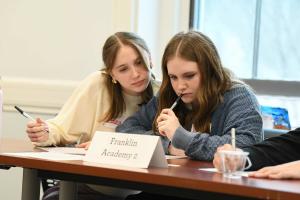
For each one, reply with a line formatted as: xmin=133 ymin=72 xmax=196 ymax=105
xmin=83 ymin=131 xmax=168 ymax=168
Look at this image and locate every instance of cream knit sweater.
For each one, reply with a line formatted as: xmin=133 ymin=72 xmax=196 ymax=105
xmin=36 ymin=71 xmax=159 ymax=147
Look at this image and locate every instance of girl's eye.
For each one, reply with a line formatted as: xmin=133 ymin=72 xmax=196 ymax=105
xmin=135 ymin=59 xmax=143 ymax=65
xmin=169 ymin=75 xmax=177 ymax=80
xmin=119 ymin=67 xmax=128 ymax=72
xmin=185 ymin=73 xmax=195 ymax=79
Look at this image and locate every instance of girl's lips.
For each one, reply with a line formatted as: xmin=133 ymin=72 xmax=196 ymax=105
xmin=132 ymin=79 xmax=145 ymax=86
xmin=181 ymin=93 xmax=193 ymax=98
xmin=181 ymin=93 xmax=190 ymax=96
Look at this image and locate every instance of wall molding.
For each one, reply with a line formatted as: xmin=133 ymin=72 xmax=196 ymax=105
xmin=1 ymin=77 xmax=78 ymax=114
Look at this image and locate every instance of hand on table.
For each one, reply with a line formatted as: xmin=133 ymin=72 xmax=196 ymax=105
xmin=76 ymin=141 xmax=91 ymax=150
xmin=249 ymin=160 xmax=300 ymax=179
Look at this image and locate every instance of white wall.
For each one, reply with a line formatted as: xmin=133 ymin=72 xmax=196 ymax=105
xmin=1 ymin=0 xmax=190 ymax=115
xmin=136 ymin=0 xmax=190 ymax=78
xmin=0 ymin=0 xmax=189 ymax=199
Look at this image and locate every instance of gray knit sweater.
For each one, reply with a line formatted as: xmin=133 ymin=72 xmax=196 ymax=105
xmin=116 ymin=84 xmax=263 ymax=161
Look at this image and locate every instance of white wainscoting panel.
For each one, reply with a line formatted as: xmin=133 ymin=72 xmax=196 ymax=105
xmin=1 ymin=77 xmax=78 ymax=115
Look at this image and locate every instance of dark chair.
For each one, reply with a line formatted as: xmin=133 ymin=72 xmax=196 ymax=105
xmin=41 ymin=178 xmax=59 ymax=191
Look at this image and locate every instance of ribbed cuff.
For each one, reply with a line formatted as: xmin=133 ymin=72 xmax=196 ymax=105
xmin=172 ymin=126 xmax=197 ymax=150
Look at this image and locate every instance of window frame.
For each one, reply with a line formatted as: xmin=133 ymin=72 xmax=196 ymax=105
xmin=189 ymin=0 xmax=300 ymax=97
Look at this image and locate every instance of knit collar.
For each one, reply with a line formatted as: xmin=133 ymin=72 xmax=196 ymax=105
xmin=122 ymin=91 xmax=143 ymax=108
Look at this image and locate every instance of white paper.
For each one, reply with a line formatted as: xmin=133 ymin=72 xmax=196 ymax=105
xmin=41 ymin=148 xmax=185 ymax=159
xmin=167 ymin=164 xmax=181 ymax=167
xmin=38 ymin=147 xmax=87 ymax=155
xmin=198 ymin=168 xmax=249 ymax=177
xmin=198 ymin=168 xmax=218 ymax=172
xmin=2 ymin=152 xmax=84 ymax=161
xmin=165 ymin=155 xmax=187 ymax=160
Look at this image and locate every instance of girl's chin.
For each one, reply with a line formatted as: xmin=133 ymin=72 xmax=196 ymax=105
xmin=181 ymin=98 xmax=193 ymax=104
xmin=131 ymin=86 xmax=148 ymax=95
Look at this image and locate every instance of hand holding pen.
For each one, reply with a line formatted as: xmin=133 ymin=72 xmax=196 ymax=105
xmin=15 ymin=106 xmax=49 ymax=143
xmin=156 ymin=94 xmax=183 ymax=139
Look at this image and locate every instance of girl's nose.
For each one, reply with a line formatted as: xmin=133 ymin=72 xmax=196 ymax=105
xmin=131 ymin=67 xmax=140 ymax=78
xmin=177 ymin=79 xmax=187 ymax=91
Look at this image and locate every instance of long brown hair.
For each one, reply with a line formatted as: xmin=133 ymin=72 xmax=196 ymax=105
xmin=153 ymin=31 xmax=233 ymax=133
xmin=101 ymin=32 xmax=155 ymax=122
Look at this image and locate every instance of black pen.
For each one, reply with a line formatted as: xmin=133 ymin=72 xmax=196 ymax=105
xmin=15 ymin=105 xmax=50 ymax=134
xmin=14 ymin=106 xmax=35 ymax=121
xmin=170 ymin=93 xmax=183 ymax=110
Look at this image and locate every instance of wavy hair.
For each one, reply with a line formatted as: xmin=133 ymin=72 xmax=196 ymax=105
xmin=153 ymin=31 xmax=233 ymax=133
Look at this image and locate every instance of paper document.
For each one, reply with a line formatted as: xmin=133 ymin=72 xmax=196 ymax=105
xmin=198 ymin=168 xmax=218 ymax=172
xmin=38 ymin=147 xmax=87 ymax=155
xmin=165 ymin=155 xmax=187 ymax=160
xmin=2 ymin=152 xmax=84 ymax=161
xmin=198 ymin=168 xmax=249 ymax=177
xmin=39 ymin=148 xmax=185 ymax=159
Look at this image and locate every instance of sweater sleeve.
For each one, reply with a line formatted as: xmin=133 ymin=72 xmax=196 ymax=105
xmin=172 ymin=85 xmax=263 ymax=161
xmin=35 ymin=72 xmax=104 ymax=146
xmin=116 ymin=96 xmax=171 ymax=153
xmin=243 ymin=128 xmax=300 ymax=170
xmin=116 ymin=96 xmax=158 ymax=134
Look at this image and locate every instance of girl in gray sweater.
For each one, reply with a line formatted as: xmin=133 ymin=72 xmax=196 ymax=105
xmin=117 ymin=31 xmax=263 ymax=161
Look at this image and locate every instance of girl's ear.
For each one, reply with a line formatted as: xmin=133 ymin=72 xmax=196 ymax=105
xmin=110 ymin=72 xmax=117 ymax=83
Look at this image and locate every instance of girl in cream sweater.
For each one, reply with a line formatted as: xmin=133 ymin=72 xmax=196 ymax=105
xmin=26 ymin=32 xmax=159 ymax=200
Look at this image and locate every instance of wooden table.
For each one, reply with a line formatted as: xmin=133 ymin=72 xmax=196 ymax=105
xmin=1 ymin=138 xmax=300 ymax=200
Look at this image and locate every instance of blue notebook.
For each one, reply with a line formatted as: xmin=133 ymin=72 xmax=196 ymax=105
xmin=261 ymin=106 xmax=291 ymax=130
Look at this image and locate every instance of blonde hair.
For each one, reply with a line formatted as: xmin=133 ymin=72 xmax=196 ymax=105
xmin=101 ymin=32 xmax=155 ymax=122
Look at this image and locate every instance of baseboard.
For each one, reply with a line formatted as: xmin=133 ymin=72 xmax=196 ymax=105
xmin=1 ymin=77 xmax=78 ymax=114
